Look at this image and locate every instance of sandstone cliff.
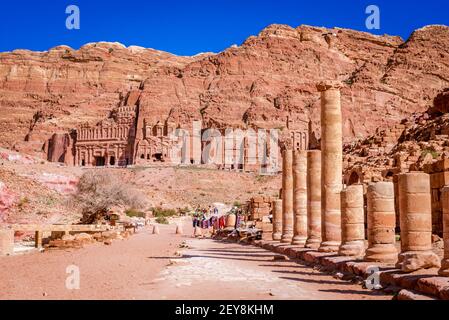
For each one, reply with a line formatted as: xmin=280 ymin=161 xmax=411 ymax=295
xmin=1 ymin=24 xmax=448 ymax=158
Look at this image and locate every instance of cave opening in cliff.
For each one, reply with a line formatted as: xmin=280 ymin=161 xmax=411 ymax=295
xmin=109 ymin=156 xmax=116 ymax=166
xmin=348 ymin=171 xmax=361 ymax=185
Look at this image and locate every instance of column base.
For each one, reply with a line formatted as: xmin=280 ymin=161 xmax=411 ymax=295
xmin=396 ymin=251 xmax=441 ymax=273
xmin=280 ymin=233 xmax=293 ymax=243
xmin=338 ymin=240 xmax=365 ymax=257
xmin=291 ymin=236 xmax=307 ymax=246
xmin=318 ymin=241 xmax=340 ymax=253
xmin=305 ymin=238 xmax=321 ymax=249
xmin=438 ymin=259 xmax=449 ymax=276
xmin=364 ymin=244 xmax=398 ymax=263
xmin=272 ymin=232 xmax=282 ymax=241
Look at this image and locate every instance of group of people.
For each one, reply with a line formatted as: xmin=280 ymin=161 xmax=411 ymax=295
xmin=191 ymin=205 xmax=245 ymax=235
xmin=191 ymin=206 xmax=222 ymax=231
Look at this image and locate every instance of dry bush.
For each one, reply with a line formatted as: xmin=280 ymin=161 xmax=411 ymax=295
xmin=74 ymin=170 xmax=148 ymax=224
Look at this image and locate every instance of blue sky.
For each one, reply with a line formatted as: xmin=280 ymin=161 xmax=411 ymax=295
xmin=0 ymin=1 xmax=448 ymax=55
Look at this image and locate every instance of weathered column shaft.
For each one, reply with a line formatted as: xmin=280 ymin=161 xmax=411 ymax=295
xmin=365 ymin=182 xmax=398 ymax=263
xmin=281 ymin=149 xmax=294 ymax=243
xmin=272 ymin=199 xmax=283 ymax=241
xmin=35 ymin=231 xmax=43 ymax=249
xmin=0 ymin=229 xmax=14 ymax=256
xmin=396 ymin=173 xmax=440 ymax=272
xmin=339 ymin=184 xmax=365 ymax=256
xmin=292 ymin=150 xmax=308 ymax=246
xmin=306 ymin=150 xmax=322 ymax=249
xmin=439 ymin=187 xmax=449 ymax=276
xmin=318 ymin=82 xmax=343 ymax=252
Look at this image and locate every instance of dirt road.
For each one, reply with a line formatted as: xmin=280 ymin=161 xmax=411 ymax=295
xmin=0 ymin=221 xmax=391 ymax=300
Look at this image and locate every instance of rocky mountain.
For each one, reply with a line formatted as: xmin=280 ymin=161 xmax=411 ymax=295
xmin=1 ymin=24 xmax=449 ymax=158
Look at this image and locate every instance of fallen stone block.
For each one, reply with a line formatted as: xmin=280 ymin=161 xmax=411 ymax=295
xmin=416 ymin=276 xmax=449 ymax=299
xmin=74 ymin=233 xmax=94 ymax=244
xmin=320 ymin=255 xmax=354 ymax=270
xmin=273 ymin=255 xmax=288 ymax=261
xmin=283 ymin=246 xmax=307 ymax=258
xmin=290 ymin=247 xmax=313 ymax=259
xmin=396 ymin=289 xmax=438 ymax=300
xmin=168 ymin=259 xmax=189 ymax=266
xmin=303 ymin=251 xmax=333 ymax=264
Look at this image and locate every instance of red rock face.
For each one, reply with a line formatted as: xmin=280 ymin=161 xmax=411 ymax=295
xmin=0 ymin=182 xmax=16 ymax=221
xmin=1 ymin=24 xmax=449 ymax=158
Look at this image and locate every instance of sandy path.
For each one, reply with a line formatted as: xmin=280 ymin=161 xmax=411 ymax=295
xmin=147 ymin=238 xmax=391 ymax=300
xmin=1 ymin=219 xmax=391 ymax=300
xmin=0 ymin=223 xmax=188 ymax=300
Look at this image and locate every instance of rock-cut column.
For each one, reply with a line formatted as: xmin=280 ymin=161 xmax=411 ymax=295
xmin=306 ymin=150 xmax=322 ymax=249
xmin=396 ymin=172 xmax=440 ymax=272
xmin=365 ymin=182 xmax=398 ymax=263
xmin=272 ymin=199 xmax=283 ymax=241
xmin=281 ymin=149 xmax=294 ymax=243
xmin=439 ymin=187 xmax=449 ymax=276
xmin=292 ymin=150 xmax=308 ymax=246
xmin=338 ymin=184 xmax=365 ymax=256
xmin=317 ymin=81 xmax=343 ymax=252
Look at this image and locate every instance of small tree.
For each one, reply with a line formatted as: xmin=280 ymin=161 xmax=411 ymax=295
xmin=74 ymin=171 xmax=148 ymax=224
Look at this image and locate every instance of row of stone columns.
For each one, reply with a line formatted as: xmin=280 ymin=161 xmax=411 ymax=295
xmin=271 ymin=81 xmax=449 ymax=276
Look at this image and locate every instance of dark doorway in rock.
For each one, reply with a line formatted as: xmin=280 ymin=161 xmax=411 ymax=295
xmin=109 ymin=156 xmax=116 ymax=166
xmin=154 ymin=153 xmax=163 ymax=161
xmin=95 ymin=156 xmax=105 ymax=167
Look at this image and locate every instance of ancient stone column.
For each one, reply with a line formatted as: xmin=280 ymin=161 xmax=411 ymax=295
xmin=281 ymin=149 xmax=294 ymax=243
xmin=272 ymin=199 xmax=283 ymax=241
xmin=365 ymin=182 xmax=398 ymax=263
xmin=317 ymin=81 xmax=343 ymax=252
xmin=338 ymin=184 xmax=365 ymax=256
xmin=35 ymin=231 xmax=43 ymax=249
xmin=439 ymin=186 xmax=449 ymax=276
xmin=306 ymin=150 xmax=322 ymax=249
xmin=292 ymin=150 xmax=308 ymax=246
xmin=396 ymin=172 xmax=440 ymax=272
xmin=0 ymin=229 xmax=14 ymax=256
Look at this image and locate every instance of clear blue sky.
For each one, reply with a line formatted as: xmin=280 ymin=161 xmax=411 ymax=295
xmin=0 ymin=0 xmax=448 ymax=55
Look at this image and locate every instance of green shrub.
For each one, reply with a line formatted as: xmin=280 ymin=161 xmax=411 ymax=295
xmin=152 ymin=207 xmax=177 ymax=218
xmin=421 ymin=149 xmax=439 ymax=159
xmin=233 ymin=201 xmax=242 ymax=208
xmin=125 ymin=208 xmax=145 ymax=218
xmin=155 ymin=216 xmax=169 ymax=224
